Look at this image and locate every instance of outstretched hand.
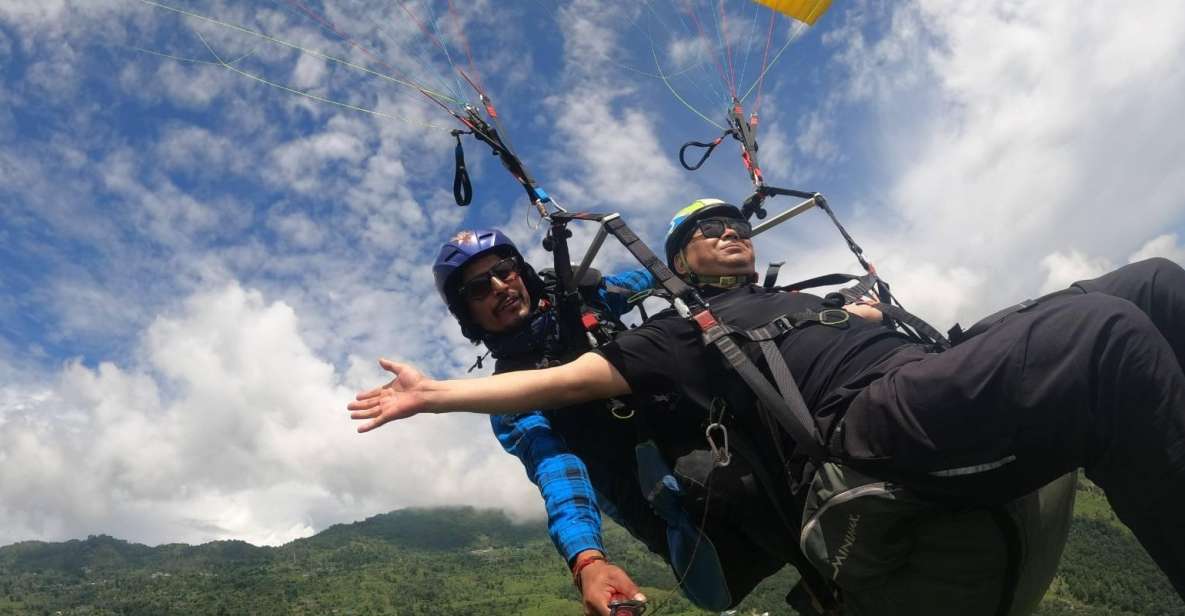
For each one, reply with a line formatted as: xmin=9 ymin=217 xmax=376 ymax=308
xmin=580 ymin=560 xmax=646 ymax=616
xmin=347 ymin=358 xmax=432 ymax=433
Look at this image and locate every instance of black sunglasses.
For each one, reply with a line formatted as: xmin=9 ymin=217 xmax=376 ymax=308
xmin=458 ymin=257 xmax=521 ymax=300
xmin=695 ymin=217 xmax=752 ymax=240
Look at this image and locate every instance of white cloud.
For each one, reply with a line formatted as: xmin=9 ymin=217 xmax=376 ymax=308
xmin=0 ymin=282 xmax=537 ymax=546
xmin=794 ymin=0 xmax=1185 ymax=305
xmin=1039 ymin=250 xmax=1114 ymax=294
xmin=1129 ymin=233 xmax=1185 ymax=265
xmin=267 ymin=130 xmax=366 ymax=193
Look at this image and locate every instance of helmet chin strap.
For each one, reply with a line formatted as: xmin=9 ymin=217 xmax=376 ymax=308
xmin=677 ymin=249 xmax=756 ymax=289
xmin=687 ymin=272 xmax=757 ymax=288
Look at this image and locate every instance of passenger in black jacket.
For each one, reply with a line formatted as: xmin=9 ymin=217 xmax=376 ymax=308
xmin=351 ymin=199 xmax=1185 ymax=601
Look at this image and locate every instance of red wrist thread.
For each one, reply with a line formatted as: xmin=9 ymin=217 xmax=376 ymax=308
xmin=572 ymin=554 xmax=607 ymax=591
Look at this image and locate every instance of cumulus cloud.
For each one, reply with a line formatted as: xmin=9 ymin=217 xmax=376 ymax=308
xmin=1130 ymin=233 xmax=1185 ymax=265
xmin=751 ymin=0 xmax=1185 ymax=325
xmin=1039 ymin=250 xmax=1114 ymax=294
xmin=0 ymin=282 xmax=536 ymax=546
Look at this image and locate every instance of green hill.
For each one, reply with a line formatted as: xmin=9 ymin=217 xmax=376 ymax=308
xmin=1 ymin=482 xmax=1181 ymax=615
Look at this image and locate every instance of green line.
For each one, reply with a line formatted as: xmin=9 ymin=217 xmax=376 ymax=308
xmin=136 ymin=0 xmax=463 ymax=105
xmin=181 ymin=30 xmax=446 ymax=128
xmin=651 ymin=34 xmax=724 ymax=130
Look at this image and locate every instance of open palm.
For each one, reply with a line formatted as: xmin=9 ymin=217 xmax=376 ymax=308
xmin=347 ymin=359 xmax=431 ymax=432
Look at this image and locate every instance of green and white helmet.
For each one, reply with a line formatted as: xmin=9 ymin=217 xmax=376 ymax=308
xmin=664 ymin=198 xmax=745 ymax=269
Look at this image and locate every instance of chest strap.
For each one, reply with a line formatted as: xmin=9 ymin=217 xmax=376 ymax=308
xmin=694 ymin=310 xmax=829 ymax=462
xmin=784 ymin=272 xmax=950 ymax=348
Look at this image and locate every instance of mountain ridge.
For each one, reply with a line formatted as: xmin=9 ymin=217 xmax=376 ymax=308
xmin=2 ymin=491 xmax=1182 ymax=615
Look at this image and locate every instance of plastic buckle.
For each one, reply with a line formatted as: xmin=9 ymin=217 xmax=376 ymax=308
xmin=692 ymin=310 xmax=719 ymax=331
xmin=705 ymin=422 xmax=731 ymax=467
xmin=771 ymin=316 xmax=794 ymax=333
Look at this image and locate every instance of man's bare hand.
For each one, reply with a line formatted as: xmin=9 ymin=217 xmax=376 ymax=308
xmin=844 ymin=301 xmax=883 ymax=322
xmin=579 ymin=559 xmax=646 ymax=616
xmin=347 ymin=358 xmax=432 ymax=433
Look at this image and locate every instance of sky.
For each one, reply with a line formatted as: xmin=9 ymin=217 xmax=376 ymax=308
xmin=1 ymin=0 xmax=1184 ymax=548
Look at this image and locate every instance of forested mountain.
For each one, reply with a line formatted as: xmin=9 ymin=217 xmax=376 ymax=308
xmin=1 ymin=481 xmax=1181 ymax=615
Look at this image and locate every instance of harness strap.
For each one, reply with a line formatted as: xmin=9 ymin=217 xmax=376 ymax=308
xmin=782 ymin=272 xmax=950 ymax=347
xmin=763 ymin=261 xmax=785 ymax=289
xmin=781 ymin=272 xmax=868 ymax=295
xmin=600 ymin=216 xmax=699 ymax=302
xmin=873 ymin=302 xmax=950 ymax=348
xmin=700 ymin=323 xmax=828 ymax=461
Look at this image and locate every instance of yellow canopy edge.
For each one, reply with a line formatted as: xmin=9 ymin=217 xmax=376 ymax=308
xmin=752 ymin=0 xmax=833 ymax=26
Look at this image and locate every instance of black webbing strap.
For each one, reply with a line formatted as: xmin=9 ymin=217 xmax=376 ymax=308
xmin=763 ymin=261 xmax=784 ymax=289
xmin=451 ymin=131 xmax=472 ymax=206
xmin=873 ymin=303 xmax=950 ymax=348
xmin=602 ymin=216 xmax=698 ymax=302
xmin=698 ymin=315 xmax=828 ymax=461
xmin=782 ymin=272 xmax=868 ymax=295
xmin=780 ymin=272 xmax=949 ymax=346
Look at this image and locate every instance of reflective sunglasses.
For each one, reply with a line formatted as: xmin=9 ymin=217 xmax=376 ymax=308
xmin=459 ymin=257 xmax=520 ymax=300
xmin=695 ymin=217 xmax=752 ymax=240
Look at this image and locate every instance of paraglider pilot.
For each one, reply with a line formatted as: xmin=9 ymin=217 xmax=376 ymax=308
xmin=431 ymin=229 xmax=654 ymax=615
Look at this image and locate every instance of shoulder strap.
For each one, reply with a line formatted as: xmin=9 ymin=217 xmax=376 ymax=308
xmin=763 ymin=261 xmax=785 ymax=289
xmin=696 ymin=312 xmax=829 ymax=461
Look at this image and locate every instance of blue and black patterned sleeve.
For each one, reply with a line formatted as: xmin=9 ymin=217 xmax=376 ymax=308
xmin=490 ymin=412 xmax=604 ymax=565
xmin=598 ymin=268 xmax=656 ymax=318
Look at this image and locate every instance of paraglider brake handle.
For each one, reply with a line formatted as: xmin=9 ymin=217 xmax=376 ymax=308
xmin=679 ymin=127 xmax=738 ymax=171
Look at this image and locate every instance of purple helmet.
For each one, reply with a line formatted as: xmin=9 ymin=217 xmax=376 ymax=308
xmin=433 ymin=229 xmax=522 ymax=302
xmin=433 ymin=228 xmax=543 ymax=343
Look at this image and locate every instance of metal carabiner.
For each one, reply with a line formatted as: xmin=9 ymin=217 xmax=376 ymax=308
xmin=705 ymin=422 xmax=731 ymax=467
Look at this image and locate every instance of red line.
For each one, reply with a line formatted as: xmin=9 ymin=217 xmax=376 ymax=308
xmin=685 ymin=3 xmax=732 ymax=98
xmin=285 ymin=0 xmax=401 ymax=83
xmin=396 ymin=0 xmax=451 ymax=62
xmin=754 ymin=7 xmax=776 ymax=113
xmin=447 ymin=0 xmax=484 ymax=95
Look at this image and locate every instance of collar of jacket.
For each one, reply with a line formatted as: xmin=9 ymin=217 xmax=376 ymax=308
xmin=482 ymin=303 xmax=557 ymax=361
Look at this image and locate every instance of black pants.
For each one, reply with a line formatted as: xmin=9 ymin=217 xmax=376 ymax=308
xmin=840 ymin=257 xmax=1185 ymax=598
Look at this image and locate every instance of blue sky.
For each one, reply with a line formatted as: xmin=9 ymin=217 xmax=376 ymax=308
xmin=2 ymin=0 xmax=1184 ymax=547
